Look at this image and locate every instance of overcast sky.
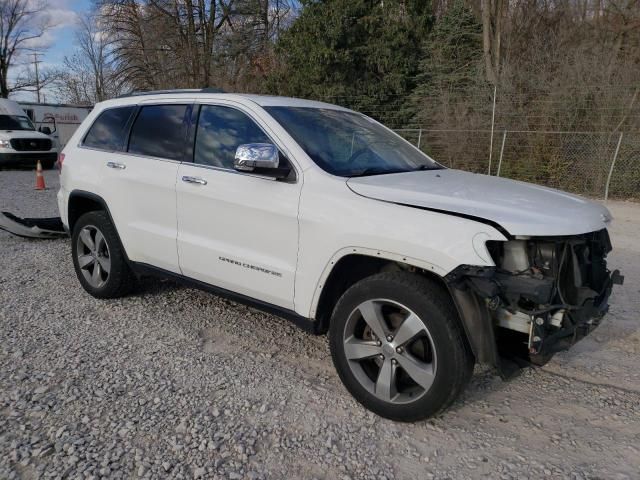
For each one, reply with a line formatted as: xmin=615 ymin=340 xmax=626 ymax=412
xmin=10 ymin=0 xmax=91 ymax=103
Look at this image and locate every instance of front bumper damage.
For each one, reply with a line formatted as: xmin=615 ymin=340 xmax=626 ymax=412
xmin=446 ymin=229 xmax=623 ymax=377
xmin=0 ymin=212 xmax=67 ymax=239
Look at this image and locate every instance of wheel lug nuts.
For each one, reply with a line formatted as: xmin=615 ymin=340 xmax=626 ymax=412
xmin=386 ymin=335 xmax=393 ymax=342
xmin=396 ymin=346 xmax=403 ymax=353
xmin=391 ymin=359 xmax=397 ymax=365
xmin=376 ymin=341 xmax=382 ymax=346
xmin=378 ymin=354 xmax=384 ymax=360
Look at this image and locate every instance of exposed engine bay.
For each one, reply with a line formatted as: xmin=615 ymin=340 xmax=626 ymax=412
xmin=448 ymin=229 xmax=623 ymax=369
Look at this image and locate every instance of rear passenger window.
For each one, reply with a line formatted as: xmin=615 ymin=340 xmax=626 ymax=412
xmin=194 ymin=105 xmax=271 ymax=169
xmin=128 ymin=105 xmax=189 ymax=160
xmin=83 ymin=106 xmax=135 ymax=151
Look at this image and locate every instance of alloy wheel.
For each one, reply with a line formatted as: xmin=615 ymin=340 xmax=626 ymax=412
xmin=343 ymin=299 xmax=437 ymax=404
xmin=76 ymin=225 xmax=111 ymax=289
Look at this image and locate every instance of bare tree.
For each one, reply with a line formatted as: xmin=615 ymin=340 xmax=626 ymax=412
xmin=57 ymin=13 xmax=125 ymax=104
xmin=0 ymin=0 xmax=53 ymax=98
xmin=92 ymin=0 xmax=295 ymax=93
xmin=95 ymin=0 xmax=233 ymax=91
xmin=481 ymin=0 xmax=506 ymax=85
xmin=218 ymin=0 xmax=296 ymax=91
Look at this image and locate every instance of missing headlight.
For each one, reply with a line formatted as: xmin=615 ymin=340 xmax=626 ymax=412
xmin=449 ymin=229 xmax=622 ymax=366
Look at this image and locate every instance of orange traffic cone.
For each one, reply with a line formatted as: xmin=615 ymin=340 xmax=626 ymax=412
xmin=35 ymin=160 xmax=46 ymax=190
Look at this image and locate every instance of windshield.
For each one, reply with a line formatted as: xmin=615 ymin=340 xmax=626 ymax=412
xmin=0 ymin=115 xmax=35 ymax=131
xmin=265 ymin=106 xmax=442 ymax=177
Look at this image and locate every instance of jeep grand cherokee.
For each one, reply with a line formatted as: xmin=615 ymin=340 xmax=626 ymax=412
xmin=57 ymin=89 xmax=622 ymax=421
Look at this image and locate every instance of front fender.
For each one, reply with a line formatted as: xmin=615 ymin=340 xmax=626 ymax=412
xmin=293 ymin=172 xmax=507 ymax=318
xmin=307 ymin=246 xmax=446 ymax=319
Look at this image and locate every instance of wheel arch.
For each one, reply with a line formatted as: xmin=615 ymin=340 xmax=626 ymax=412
xmin=312 ymin=250 xmax=445 ymax=329
xmin=68 ymin=190 xmax=110 ymax=232
xmin=311 ymin=250 xmax=499 ymax=368
xmin=68 ymin=190 xmax=131 ymax=264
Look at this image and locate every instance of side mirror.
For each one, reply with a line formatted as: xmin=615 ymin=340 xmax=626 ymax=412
xmin=233 ymin=143 xmax=291 ymax=180
xmin=234 ymin=143 xmax=279 ymax=172
xmin=41 ymin=115 xmax=57 ymax=134
xmin=233 ymin=143 xmax=292 ymax=180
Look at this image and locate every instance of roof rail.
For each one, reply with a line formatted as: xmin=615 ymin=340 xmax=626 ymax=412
xmin=200 ymin=87 xmax=225 ymax=94
xmin=118 ymin=87 xmax=225 ymax=98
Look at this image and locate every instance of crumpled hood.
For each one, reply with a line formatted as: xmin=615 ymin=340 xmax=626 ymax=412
xmin=347 ymin=169 xmax=612 ymax=236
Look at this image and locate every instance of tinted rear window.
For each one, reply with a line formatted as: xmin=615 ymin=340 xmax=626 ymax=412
xmin=128 ymin=104 xmax=189 ymax=160
xmin=83 ymin=106 xmax=135 ymax=150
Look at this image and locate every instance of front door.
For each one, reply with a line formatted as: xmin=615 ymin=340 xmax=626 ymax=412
xmin=176 ymin=103 xmax=301 ymax=309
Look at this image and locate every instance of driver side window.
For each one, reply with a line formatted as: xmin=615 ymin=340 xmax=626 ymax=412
xmin=194 ymin=105 xmax=271 ymax=169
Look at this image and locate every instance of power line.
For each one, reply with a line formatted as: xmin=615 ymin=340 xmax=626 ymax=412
xmin=32 ymin=53 xmax=42 ymax=103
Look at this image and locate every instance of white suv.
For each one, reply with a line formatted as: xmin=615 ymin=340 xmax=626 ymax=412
xmin=57 ymin=90 xmax=622 ymax=421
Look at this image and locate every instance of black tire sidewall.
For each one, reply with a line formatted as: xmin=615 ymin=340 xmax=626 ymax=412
xmin=71 ymin=211 xmax=132 ymax=298
xmin=329 ymin=273 xmax=472 ymax=421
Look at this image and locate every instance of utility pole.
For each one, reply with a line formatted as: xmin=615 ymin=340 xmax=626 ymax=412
xmin=32 ymin=53 xmax=42 ymax=103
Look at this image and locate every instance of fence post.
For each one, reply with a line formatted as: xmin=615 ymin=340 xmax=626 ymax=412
xmin=487 ymin=85 xmax=497 ymax=175
xmin=497 ymin=130 xmax=507 ymax=177
xmin=417 ymin=128 xmax=422 ymax=150
xmin=604 ymin=132 xmax=624 ymax=201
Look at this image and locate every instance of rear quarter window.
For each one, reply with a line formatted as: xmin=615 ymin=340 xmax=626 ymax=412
xmin=83 ymin=106 xmax=135 ymax=151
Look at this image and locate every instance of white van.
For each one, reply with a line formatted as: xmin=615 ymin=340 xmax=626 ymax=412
xmin=0 ymin=99 xmax=58 ymax=169
xmin=19 ymin=101 xmax=92 ymax=149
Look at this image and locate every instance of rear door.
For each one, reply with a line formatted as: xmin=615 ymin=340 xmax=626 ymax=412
xmin=93 ymin=100 xmax=192 ymax=273
xmin=176 ymin=102 xmax=302 ymax=309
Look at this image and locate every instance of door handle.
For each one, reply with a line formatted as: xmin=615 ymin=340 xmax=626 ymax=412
xmin=106 ymin=161 xmax=126 ymax=170
xmin=181 ymin=176 xmax=207 ymax=185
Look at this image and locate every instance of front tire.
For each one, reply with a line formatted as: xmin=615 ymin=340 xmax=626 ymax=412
xmin=71 ymin=211 xmax=135 ymax=299
xmin=329 ymin=271 xmax=474 ymax=421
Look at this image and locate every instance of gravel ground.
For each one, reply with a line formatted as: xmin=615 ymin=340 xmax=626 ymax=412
xmin=1 ymin=170 xmax=639 ymax=480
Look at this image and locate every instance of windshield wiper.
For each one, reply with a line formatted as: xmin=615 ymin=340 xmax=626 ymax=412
xmin=347 ymin=164 xmax=443 ymax=178
xmin=413 ymin=164 xmax=444 ymax=171
xmin=349 ymin=168 xmax=407 ymax=178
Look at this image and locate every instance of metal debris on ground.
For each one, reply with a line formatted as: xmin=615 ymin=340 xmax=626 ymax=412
xmin=0 ymin=212 xmax=67 ymax=239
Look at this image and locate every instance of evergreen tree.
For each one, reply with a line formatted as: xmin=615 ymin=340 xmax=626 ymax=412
xmin=408 ymin=1 xmax=489 ymax=169
xmin=267 ymin=0 xmax=432 ymax=127
xmin=409 ymin=0 xmax=485 ymax=128
xmin=414 ymin=0 xmax=483 ymax=93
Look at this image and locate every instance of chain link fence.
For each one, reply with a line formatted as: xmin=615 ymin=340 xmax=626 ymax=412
xmin=394 ymin=128 xmax=640 ymax=200
xmin=325 ymin=86 xmax=639 ymax=200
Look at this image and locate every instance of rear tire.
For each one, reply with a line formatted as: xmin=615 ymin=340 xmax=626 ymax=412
xmin=71 ymin=211 xmax=135 ymax=298
xmin=329 ymin=271 xmax=474 ymax=421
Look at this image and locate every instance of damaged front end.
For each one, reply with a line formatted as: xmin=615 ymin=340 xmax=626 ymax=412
xmin=447 ymin=229 xmax=623 ymax=375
